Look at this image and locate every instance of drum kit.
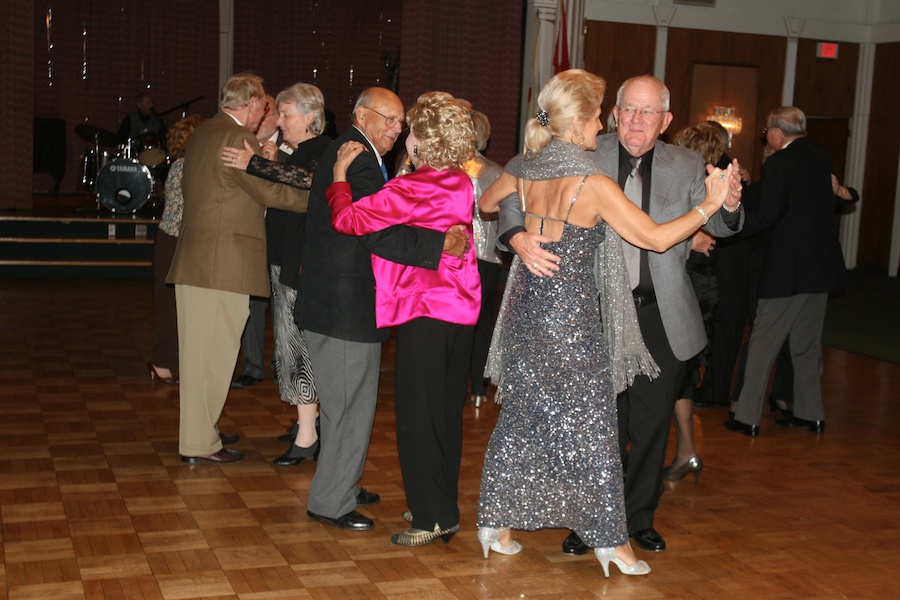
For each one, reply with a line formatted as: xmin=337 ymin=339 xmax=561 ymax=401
xmin=76 ymin=123 xmax=167 ymax=213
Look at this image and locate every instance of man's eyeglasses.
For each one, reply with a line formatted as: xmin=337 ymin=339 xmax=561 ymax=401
xmin=618 ymin=106 xmax=665 ymax=118
xmin=363 ymin=105 xmax=405 ymax=129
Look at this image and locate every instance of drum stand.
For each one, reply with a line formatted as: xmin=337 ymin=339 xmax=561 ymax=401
xmin=76 ymin=134 xmax=104 ymax=213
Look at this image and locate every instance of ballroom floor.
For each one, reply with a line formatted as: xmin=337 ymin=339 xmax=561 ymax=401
xmin=1 ymin=278 xmax=898 ymax=599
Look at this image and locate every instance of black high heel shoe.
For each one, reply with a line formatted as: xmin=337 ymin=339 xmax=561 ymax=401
xmin=273 ymin=439 xmax=319 ymax=466
xmin=147 ymin=360 xmax=178 ymax=384
xmin=662 ymin=456 xmax=704 ymax=483
xmin=276 ymin=420 xmax=298 ymax=443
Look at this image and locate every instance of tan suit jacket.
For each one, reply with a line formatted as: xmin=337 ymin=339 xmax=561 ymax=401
xmin=167 ymin=111 xmax=308 ymax=297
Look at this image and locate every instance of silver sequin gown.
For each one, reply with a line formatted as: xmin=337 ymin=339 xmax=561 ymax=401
xmin=477 ymin=220 xmax=628 ymax=548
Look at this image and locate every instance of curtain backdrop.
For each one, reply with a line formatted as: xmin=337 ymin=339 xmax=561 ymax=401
xmin=2 ymin=2 xmax=36 ymax=209
xmin=7 ymin=0 xmax=525 ymax=208
xmin=28 ymin=1 xmax=220 ymax=198
xmin=233 ymin=0 xmax=404 ymax=136
xmin=399 ymin=1 xmax=524 ymax=165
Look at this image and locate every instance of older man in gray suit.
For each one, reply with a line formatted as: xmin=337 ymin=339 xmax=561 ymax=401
xmin=501 ymin=75 xmax=743 ymax=554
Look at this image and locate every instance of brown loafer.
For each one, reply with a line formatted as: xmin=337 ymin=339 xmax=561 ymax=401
xmin=181 ymin=448 xmax=245 ymax=464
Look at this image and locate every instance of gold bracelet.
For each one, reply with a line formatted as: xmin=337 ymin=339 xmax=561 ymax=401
xmin=694 ymin=205 xmax=709 ymax=224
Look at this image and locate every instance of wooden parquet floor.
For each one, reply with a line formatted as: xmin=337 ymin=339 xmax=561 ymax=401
xmin=1 ymin=279 xmax=899 ymax=599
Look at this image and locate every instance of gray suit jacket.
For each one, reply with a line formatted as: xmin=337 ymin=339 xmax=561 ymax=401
xmin=498 ymin=133 xmax=744 ymax=360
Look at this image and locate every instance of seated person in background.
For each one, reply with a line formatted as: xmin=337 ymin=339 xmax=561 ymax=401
xmin=118 ymin=91 xmax=167 ymax=148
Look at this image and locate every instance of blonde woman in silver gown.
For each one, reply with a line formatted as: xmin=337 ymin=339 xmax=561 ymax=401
xmin=476 ymin=69 xmax=736 ymax=578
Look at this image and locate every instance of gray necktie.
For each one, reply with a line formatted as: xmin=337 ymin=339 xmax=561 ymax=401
xmin=622 ymin=157 xmax=642 ymax=290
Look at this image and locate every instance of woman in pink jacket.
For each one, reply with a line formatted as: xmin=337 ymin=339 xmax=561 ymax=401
xmin=327 ymin=91 xmax=480 ymax=546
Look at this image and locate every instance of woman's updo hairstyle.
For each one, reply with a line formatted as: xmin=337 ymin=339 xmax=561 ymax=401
xmin=406 ymin=91 xmax=476 ymax=171
xmin=524 ymin=69 xmax=606 ymax=158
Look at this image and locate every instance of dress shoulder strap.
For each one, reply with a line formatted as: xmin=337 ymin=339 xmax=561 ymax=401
xmin=563 ymin=175 xmax=590 ymax=223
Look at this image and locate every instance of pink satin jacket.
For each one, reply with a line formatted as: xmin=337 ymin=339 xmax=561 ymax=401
xmin=327 ymin=165 xmax=481 ymax=328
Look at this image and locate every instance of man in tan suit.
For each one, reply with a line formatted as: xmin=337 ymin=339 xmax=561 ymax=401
xmin=168 ymin=72 xmax=309 ymax=464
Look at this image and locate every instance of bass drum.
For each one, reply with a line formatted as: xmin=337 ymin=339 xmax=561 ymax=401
xmin=96 ymin=158 xmax=153 ymax=213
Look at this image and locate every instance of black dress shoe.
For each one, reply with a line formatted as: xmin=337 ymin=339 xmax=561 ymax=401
xmin=776 ymin=416 xmax=825 ymax=433
xmin=631 ymin=528 xmax=666 ymax=552
xmin=356 ymin=487 xmax=381 ymax=506
xmin=273 ymin=440 xmax=319 ymax=466
xmin=307 ymin=509 xmax=373 ymax=530
xmin=561 ymin=530 xmax=590 ymax=555
xmin=276 ymin=421 xmax=299 ymax=443
xmin=181 ymin=448 xmax=244 ymax=464
xmin=231 ymin=375 xmax=263 ymax=389
xmin=723 ymin=418 xmax=760 ymax=437
xmin=219 ymin=432 xmax=240 ymax=445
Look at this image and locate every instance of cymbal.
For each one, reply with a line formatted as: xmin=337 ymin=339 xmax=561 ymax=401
xmin=75 ymin=123 xmax=118 ymax=147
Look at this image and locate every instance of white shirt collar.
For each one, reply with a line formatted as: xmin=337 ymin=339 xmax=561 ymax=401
xmin=353 ymin=125 xmax=383 ymax=166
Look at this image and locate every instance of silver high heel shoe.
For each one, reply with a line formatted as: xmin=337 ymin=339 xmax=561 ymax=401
xmin=471 ymin=395 xmax=487 ymax=408
xmin=594 ymin=547 xmax=651 ymax=578
xmin=477 ymin=527 xmax=523 ymax=558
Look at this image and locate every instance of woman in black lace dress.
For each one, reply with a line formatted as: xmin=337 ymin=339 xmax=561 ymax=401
xmin=221 ymin=83 xmax=330 ymax=465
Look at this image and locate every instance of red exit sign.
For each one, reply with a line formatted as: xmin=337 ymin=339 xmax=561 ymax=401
xmin=817 ymin=42 xmax=839 ymax=59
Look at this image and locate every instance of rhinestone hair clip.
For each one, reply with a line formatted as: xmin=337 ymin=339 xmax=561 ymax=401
xmin=536 ymin=110 xmax=549 ymax=126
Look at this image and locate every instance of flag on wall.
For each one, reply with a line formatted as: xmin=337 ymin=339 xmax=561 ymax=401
xmin=553 ymin=0 xmax=570 ymax=73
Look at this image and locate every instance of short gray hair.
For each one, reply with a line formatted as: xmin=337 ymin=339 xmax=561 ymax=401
xmin=616 ymin=75 xmax=670 ymax=112
xmin=220 ymin=72 xmax=264 ymax=110
xmin=767 ymin=106 xmax=806 ymax=136
xmin=277 ymin=83 xmax=326 ymax=136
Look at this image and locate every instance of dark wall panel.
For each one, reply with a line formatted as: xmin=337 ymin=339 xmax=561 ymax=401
xmin=583 ymin=21 xmax=656 ymax=116
xmin=665 ymin=28 xmax=786 ymax=178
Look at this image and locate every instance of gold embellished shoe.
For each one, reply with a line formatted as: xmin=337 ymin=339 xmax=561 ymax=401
xmin=401 ymin=510 xmax=413 ymax=523
xmin=391 ymin=523 xmax=460 ymax=546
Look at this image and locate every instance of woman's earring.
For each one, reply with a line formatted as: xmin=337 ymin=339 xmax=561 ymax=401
xmin=413 ymin=145 xmax=419 ymax=158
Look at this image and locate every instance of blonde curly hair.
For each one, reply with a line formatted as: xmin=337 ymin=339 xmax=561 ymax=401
xmin=673 ymin=123 xmax=726 ymax=166
xmin=406 ymin=92 xmax=475 ymax=171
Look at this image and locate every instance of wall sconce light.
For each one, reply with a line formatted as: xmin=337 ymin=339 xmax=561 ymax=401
xmin=707 ymin=106 xmax=742 ymax=145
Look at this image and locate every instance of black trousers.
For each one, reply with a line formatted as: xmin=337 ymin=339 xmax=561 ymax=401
xmin=469 ymin=259 xmax=502 ymax=395
xmin=706 ymin=239 xmax=753 ymax=406
xmin=395 ymin=317 xmax=474 ymax=530
xmin=151 ymin=231 xmax=179 ymax=370
xmin=617 ymin=302 xmax=684 ymax=533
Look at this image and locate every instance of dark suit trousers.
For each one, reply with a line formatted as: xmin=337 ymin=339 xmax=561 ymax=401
xmin=151 ymin=231 xmax=179 ymax=370
xmin=395 ymin=317 xmax=474 ymax=531
xmin=240 ymin=296 xmax=269 ymax=379
xmin=618 ymin=301 xmax=684 ymax=533
xmin=469 ymin=259 xmax=502 ymax=395
xmin=708 ymin=240 xmax=753 ymax=406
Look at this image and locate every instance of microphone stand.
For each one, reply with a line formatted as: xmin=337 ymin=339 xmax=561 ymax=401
xmin=159 ymin=95 xmax=205 ymax=120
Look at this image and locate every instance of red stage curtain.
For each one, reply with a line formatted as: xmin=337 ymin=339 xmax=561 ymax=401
xmin=399 ymin=1 xmax=524 ymax=165
xmin=233 ymin=0 xmax=404 ymax=135
xmin=30 ymin=1 xmax=220 ymax=196
xmin=2 ymin=1 xmax=35 ymax=209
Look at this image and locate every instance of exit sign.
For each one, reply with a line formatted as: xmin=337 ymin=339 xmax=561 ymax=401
xmin=817 ymin=42 xmax=839 ymax=59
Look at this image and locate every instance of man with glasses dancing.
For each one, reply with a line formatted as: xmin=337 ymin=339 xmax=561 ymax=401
xmin=501 ymin=74 xmax=744 ymax=555
xmin=296 ymin=87 xmax=469 ymax=531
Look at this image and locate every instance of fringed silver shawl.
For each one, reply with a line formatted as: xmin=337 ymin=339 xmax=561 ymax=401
xmin=485 ymin=139 xmax=659 ymax=397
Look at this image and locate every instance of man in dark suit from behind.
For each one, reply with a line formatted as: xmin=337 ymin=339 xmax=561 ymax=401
xmin=724 ymin=106 xmax=847 ymax=436
xmin=296 ymin=87 xmax=468 ymax=531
